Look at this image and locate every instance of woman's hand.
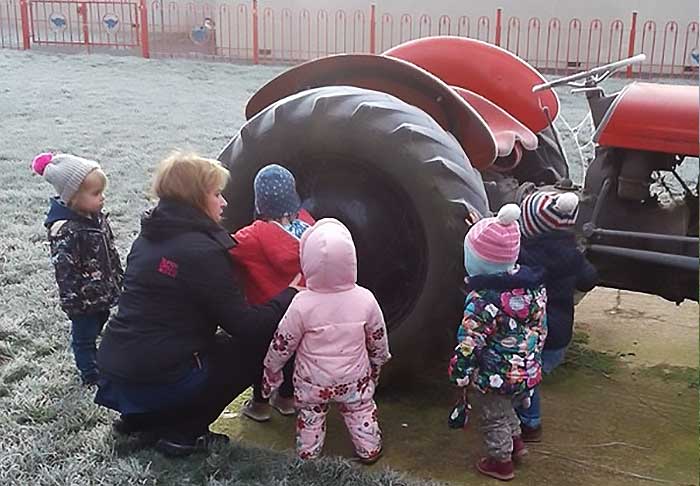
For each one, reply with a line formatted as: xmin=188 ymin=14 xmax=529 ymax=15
xmin=289 ymin=273 xmax=305 ymax=292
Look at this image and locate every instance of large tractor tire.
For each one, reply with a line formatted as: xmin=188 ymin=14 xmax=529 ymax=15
xmin=218 ymin=86 xmax=489 ymax=378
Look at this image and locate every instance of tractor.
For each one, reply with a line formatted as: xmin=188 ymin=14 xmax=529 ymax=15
xmin=217 ymin=37 xmax=699 ymax=374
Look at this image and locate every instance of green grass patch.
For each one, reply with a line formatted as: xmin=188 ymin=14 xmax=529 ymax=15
xmin=640 ymin=364 xmax=700 ymax=389
xmin=554 ymin=332 xmax=618 ymax=379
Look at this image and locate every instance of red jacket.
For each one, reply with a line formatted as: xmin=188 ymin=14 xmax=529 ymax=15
xmin=230 ymin=209 xmax=315 ymax=305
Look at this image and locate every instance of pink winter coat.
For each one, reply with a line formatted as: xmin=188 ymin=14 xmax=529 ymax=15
xmin=262 ymin=218 xmax=391 ymax=404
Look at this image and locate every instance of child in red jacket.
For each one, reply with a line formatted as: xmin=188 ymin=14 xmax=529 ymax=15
xmin=230 ymin=164 xmax=315 ymax=422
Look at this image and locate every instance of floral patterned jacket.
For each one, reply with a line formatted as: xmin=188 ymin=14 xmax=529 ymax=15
xmin=448 ymin=265 xmax=547 ymax=398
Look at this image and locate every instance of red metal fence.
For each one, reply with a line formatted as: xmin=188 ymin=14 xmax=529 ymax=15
xmin=29 ymin=0 xmax=140 ymax=49
xmin=1 ymin=0 xmax=698 ymax=78
xmin=0 ymin=0 xmax=24 ymax=48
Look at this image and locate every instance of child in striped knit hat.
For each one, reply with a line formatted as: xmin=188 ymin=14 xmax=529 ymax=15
xmin=515 ymin=191 xmax=598 ymax=443
xmin=448 ymin=204 xmax=547 ymax=481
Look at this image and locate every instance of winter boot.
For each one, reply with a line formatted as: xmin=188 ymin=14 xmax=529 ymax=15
xmin=476 ymin=456 xmax=515 ymax=481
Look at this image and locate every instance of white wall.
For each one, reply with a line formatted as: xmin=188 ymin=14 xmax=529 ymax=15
xmin=207 ymin=0 xmax=698 ymax=72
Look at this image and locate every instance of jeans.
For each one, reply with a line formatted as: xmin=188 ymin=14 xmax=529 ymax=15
xmin=103 ymin=333 xmax=266 ymax=440
xmin=70 ymin=311 xmax=110 ymax=381
xmin=516 ymin=347 xmax=567 ymax=428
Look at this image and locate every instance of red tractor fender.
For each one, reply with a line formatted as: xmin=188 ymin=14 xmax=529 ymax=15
xmin=245 ymin=54 xmax=497 ymax=169
xmin=451 ymin=86 xmax=538 ymax=171
xmin=594 ymin=82 xmax=700 ymax=157
xmin=383 ymin=36 xmax=560 ymax=134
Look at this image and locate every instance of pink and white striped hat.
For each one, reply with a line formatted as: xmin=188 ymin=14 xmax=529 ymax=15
xmin=465 ymin=204 xmax=521 ymax=265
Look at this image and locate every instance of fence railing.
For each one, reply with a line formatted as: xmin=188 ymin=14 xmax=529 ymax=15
xmin=1 ymin=0 xmax=697 ymax=77
xmin=29 ymin=0 xmax=140 ymax=49
xmin=0 ymin=0 xmax=24 ymax=48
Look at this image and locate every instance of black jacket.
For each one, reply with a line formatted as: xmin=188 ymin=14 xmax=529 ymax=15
xmin=45 ymin=197 xmax=123 ymax=317
xmin=518 ymin=231 xmax=598 ymax=350
xmin=97 ymin=199 xmax=296 ymax=383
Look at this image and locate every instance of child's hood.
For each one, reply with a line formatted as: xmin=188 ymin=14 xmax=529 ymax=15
xmin=520 ymin=231 xmax=581 ymax=279
xmin=300 ymin=218 xmax=356 ymax=293
xmin=465 ymin=265 xmax=545 ymax=320
xmin=44 ymin=196 xmax=98 ymax=228
xmin=466 ymin=264 xmax=544 ymax=293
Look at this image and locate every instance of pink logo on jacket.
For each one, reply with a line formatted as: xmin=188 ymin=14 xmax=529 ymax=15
xmin=158 ymin=257 xmax=178 ymax=278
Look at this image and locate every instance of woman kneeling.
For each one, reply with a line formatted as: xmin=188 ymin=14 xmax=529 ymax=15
xmin=95 ymin=151 xmax=297 ymax=457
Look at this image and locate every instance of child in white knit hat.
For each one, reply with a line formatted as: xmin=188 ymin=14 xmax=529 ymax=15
xmin=516 ymin=191 xmax=598 ymax=442
xmin=449 ymin=204 xmax=547 ymax=481
xmin=32 ymin=153 xmax=123 ymax=385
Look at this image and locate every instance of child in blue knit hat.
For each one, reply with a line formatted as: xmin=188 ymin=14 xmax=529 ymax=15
xmin=229 ymin=164 xmax=315 ymax=421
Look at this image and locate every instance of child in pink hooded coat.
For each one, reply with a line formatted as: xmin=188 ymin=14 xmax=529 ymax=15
xmin=262 ymin=218 xmax=391 ymax=463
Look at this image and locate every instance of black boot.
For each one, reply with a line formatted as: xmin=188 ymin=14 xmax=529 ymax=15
xmin=155 ymin=430 xmax=229 ymax=458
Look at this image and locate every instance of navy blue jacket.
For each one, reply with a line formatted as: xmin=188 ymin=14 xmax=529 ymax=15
xmin=97 ymin=199 xmax=296 ymax=384
xmin=518 ymin=231 xmax=598 ymax=350
xmin=45 ymin=197 xmax=123 ymax=317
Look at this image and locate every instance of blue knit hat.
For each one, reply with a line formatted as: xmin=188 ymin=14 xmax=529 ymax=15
xmin=253 ymin=164 xmax=302 ymax=219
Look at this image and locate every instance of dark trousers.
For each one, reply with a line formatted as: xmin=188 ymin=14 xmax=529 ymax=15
xmin=70 ymin=311 xmax=109 ymax=381
xmin=253 ymin=356 xmax=295 ymax=402
xmin=121 ymin=334 xmax=265 ymax=440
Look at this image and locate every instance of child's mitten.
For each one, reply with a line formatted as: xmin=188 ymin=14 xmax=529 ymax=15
xmin=448 ymin=388 xmax=472 ymax=429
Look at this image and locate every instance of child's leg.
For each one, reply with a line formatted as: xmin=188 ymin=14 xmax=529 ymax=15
xmin=516 ymin=386 xmax=541 ymax=429
xmin=269 ymin=358 xmax=295 ymax=416
xmin=295 ymin=402 xmax=329 ymax=459
xmin=542 ymin=347 xmax=567 ymax=374
xmin=70 ymin=311 xmax=109 ymax=383
xmin=516 ymin=347 xmax=568 ymax=430
xmin=479 ymin=393 xmax=516 ymax=461
xmin=338 ymin=399 xmax=382 ymax=460
xmin=252 ymin=382 xmax=268 ymax=403
xmin=506 ymin=404 xmax=522 ymax=438
xmin=279 ymin=355 xmax=295 ymax=399
xmin=242 ymin=353 xmax=272 ymax=421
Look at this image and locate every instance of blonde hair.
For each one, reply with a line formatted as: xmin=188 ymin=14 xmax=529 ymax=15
xmin=69 ymin=168 xmax=108 ymax=208
xmin=152 ymin=151 xmax=230 ymax=213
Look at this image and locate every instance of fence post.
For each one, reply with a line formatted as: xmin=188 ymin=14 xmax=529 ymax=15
xmin=369 ymin=3 xmax=376 ymax=54
xmin=19 ymin=0 xmax=30 ymax=50
xmin=495 ymin=7 xmax=502 ymax=46
xmin=79 ymin=2 xmax=90 ymax=52
xmin=139 ymin=0 xmax=150 ymax=58
xmin=252 ymin=0 xmax=259 ymax=64
xmin=626 ymin=10 xmax=638 ymax=77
